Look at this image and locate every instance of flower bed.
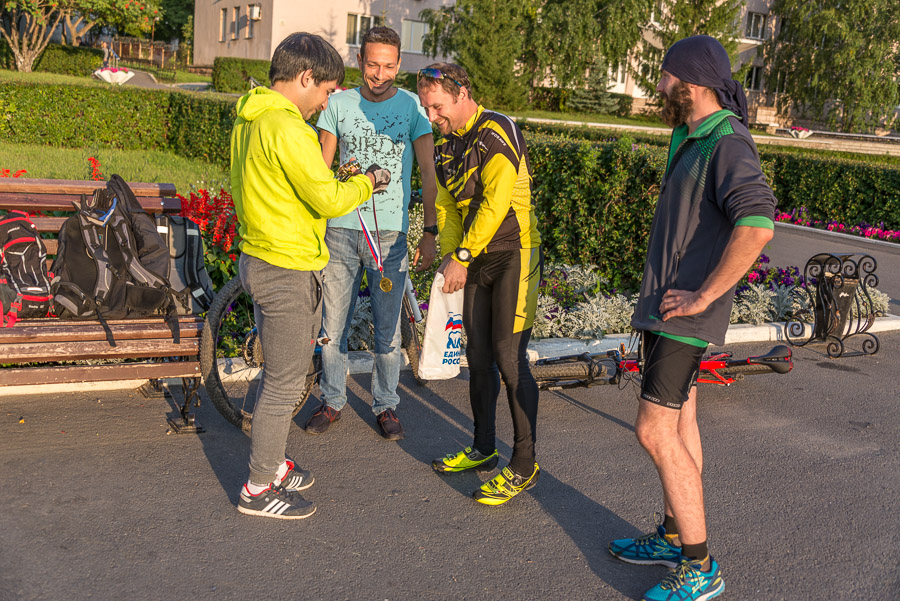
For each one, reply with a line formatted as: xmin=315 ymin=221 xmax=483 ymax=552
xmin=776 ymin=207 xmax=900 ymax=243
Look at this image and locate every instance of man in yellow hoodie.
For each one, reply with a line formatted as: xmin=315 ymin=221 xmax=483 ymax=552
xmin=231 ymin=32 xmax=391 ymax=520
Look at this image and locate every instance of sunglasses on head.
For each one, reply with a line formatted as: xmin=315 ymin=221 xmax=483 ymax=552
xmin=418 ymin=68 xmax=464 ymax=89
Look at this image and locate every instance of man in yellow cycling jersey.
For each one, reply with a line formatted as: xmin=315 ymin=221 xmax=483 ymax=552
xmin=417 ymin=63 xmax=542 ymax=506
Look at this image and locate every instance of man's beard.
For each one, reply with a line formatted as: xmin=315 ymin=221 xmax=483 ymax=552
xmin=660 ymin=80 xmax=693 ymax=128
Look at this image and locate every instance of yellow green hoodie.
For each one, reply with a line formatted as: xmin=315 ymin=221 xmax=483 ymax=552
xmin=230 ymin=87 xmax=373 ymax=271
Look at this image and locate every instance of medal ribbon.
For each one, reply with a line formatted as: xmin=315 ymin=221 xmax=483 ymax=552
xmin=356 ymin=206 xmax=383 ymax=275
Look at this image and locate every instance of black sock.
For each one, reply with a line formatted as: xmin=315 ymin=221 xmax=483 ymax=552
xmin=662 ymin=514 xmax=679 ymax=537
xmin=681 ymin=541 xmax=709 ymax=566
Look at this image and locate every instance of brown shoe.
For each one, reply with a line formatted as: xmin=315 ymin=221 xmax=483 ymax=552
xmin=305 ymin=403 xmax=341 ymax=434
xmin=377 ymin=409 xmax=405 ymax=441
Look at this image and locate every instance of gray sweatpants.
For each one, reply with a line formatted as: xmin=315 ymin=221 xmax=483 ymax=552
xmin=239 ymin=253 xmax=322 ymax=486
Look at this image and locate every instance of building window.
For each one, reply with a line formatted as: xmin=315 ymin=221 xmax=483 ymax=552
xmin=346 ymin=13 xmax=385 ymax=46
xmin=401 ymin=19 xmax=428 ymax=54
xmin=746 ymin=12 xmax=767 ymax=40
xmin=745 ymin=66 xmax=763 ymax=92
xmin=246 ymin=4 xmax=257 ymax=39
xmin=231 ymin=6 xmax=240 ymax=40
xmin=219 ymin=8 xmax=227 ymax=42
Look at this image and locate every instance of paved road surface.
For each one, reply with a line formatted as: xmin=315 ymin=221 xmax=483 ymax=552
xmin=766 ymin=223 xmax=900 ymax=315
xmin=1 ymin=334 xmax=897 ymax=601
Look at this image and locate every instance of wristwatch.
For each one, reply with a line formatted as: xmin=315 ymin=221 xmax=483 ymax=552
xmin=454 ymin=247 xmax=473 ymax=263
xmin=423 ymin=225 xmax=439 ymax=236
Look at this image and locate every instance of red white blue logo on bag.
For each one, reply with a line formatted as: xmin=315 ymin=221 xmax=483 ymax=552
xmin=443 ymin=312 xmax=462 ymax=362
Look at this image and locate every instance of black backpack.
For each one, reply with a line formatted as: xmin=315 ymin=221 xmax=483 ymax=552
xmin=154 ymin=215 xmax=215 ymax=314
xmin=50 ymin=175 xmax=189 ymax=344
xmin=0 ymin=210 xmax=53 ymax=326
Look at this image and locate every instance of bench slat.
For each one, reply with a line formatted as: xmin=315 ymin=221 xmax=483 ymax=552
xmin=0 ymin=338 xmax=200 ymax=363
xmin=0 ymin=193 xmax=181 ymax=213
xmin=0 ymin=179 xmax=176 ymax=196
xmin=0 ymin=319 xmax=203 ymax=344
xmin=0 ymin=361 xmax=200 ymax=387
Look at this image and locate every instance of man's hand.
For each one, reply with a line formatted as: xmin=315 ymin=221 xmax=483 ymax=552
xmin=659 ymin=288 xmax=711 ymax=321
xmin=412 ymin=235 xmax=437 ymax=272
xmin=365 ymin=163 xmax=391 ymax=193
xmin=438 ymin=255 xmax=467 ymax=293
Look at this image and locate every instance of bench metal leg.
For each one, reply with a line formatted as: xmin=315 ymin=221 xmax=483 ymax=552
xmin=166 ymin=377 xmax=204 ymax=434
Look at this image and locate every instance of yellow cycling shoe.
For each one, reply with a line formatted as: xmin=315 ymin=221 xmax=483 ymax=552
xmin=432 ymin=446 xmax=499 ymax=474
xmin=472 ymin=463 xmax=540 ymax=506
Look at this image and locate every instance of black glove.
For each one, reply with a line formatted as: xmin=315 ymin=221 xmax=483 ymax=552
xmin=366 ymin=163 xmax=391 ymax=194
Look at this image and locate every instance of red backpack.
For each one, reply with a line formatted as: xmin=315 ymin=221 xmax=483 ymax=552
xmin=0 ymin=210 xmax=53 ymax=326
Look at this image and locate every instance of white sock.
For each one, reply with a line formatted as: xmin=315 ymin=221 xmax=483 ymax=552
xmin=244 ymin=481 xmax=269 ymax=496
xmin=273 ymin=460 xmax=290 ymax=485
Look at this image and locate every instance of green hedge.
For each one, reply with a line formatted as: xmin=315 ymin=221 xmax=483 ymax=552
xmin=768 ymin=153 xmax=900 ymax=228
xmin=527 ymin=133 xmax=665 ymax=289
xmin=0 ymin=44 xmax=102 ymax=74
xmin=212 ymin=56 xmax=271 ymax=93
xmin=0 ymin=80 xmax=235 ymax=166
xmin=34 ymin=45 xmax=102 ymax=76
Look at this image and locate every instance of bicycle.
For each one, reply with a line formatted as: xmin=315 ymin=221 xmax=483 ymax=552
xmin=200 ymin=273 xmax=426 ymax=433
xmin=529 ymin=342 xmax=793 ymax=390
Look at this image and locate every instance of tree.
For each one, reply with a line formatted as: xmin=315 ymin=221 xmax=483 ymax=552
xmin=60 ymin=0 xmax=161 ymax=45
xmin=1 ymin=1 xmax=65 ymax=71
xmin=1 ymin=0 xmax=160 ymax=71
xmin=422 ymin=0 xmax=531 ymax=110
xmin=154 ymin=0 xmax=190 ymax=42
xmin=633 ymin=0 xmax=743 ymax=97
xmin=766 ymin=0 xmax=900 ymax=133
xmin=422 ymin=0 xmax=652 ymax=110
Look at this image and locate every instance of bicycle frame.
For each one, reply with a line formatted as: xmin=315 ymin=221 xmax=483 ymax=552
xmin=533 ymin=344 xmax=793 ymax=389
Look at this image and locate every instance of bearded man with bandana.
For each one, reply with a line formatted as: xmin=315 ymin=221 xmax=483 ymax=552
xmin=607 ymin=36 xmax=776 ymax=601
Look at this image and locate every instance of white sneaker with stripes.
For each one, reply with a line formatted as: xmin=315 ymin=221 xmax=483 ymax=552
xmin=274 ymin=459 xmax=314 ymax=492
xmin=238 ymin=484 xmax=316 ymax=520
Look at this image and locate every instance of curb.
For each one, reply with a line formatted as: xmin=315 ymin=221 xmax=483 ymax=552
xmin=2 ymin=315 xmax=897 ymax=396
xmin=774 ymin=222 xmax=900 ymax=256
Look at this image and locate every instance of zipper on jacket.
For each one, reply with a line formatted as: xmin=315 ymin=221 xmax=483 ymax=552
xmin=673 ymin=251 xmax=681 ymax=281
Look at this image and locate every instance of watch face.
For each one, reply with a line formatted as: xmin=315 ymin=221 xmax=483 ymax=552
xmin=456 ymin=248 xmax=472 ymax=262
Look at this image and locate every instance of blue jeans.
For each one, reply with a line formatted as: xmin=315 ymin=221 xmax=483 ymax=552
xmin=320 ymin=228 xmax=408 ymax=414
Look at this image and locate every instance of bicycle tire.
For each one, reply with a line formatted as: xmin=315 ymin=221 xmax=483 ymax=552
xmin=199 ymin=276 xmax=318 ymax=434
xmin=530 ymin=360 xmax=607 ymax=382
xmin=400 ymin=293 xmax=427 ymax=385
xmin=715 ymin=363 xmax=775 ymax=377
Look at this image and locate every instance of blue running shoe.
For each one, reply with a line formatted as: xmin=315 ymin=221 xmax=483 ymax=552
xmin=642 ymin=556 xmax=724 ymax=601
xmin=609 ymin=525 xmax=682 ymax=568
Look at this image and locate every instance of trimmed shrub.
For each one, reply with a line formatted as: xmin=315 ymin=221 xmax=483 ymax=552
xmin=0 ymin=80 xmax=169 ymax=150
xmin=0 ymin=80 xmax=235 ymax=167
xmin=212 ymin=56 xmax=270 ymax=93
xmin=34 ymin=44 xmax=102 ymax=76
xmin=167 ymin=91 xmax=236 ymax=167
xmin=767 ymin=152 xmax=900 ymax=229
xmin=526 ymin=133 xmax=665 ymax=290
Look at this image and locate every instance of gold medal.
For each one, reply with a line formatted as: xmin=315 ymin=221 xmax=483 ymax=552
xmin=379 ymin=277 xmax=393 ymax=292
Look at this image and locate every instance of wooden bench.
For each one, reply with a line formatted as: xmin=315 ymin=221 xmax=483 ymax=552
xmin=0 ymin=178 xmax=204 ymax=432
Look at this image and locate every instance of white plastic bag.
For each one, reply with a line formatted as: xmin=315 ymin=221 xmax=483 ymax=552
xmin=418 ymin=273 xmax=464 ymax=380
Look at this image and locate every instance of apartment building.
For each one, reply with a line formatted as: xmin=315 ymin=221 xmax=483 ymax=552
xmin=193 ymin=0 xmax=452 ymax=72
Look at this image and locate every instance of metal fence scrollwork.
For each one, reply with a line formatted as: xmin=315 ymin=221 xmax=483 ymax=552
xmin=784 ymin=253 xmax=880 ymax=358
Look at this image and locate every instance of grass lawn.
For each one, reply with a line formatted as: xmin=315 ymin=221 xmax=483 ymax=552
xmin=511 ymin=109 xmax=667 ymax=128
xmin=0 ymin=69 xmax=106 ymax=86
xmin=0 ymin=142 xmax=228 ymax=193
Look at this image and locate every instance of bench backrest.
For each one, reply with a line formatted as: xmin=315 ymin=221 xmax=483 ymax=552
xmin=0 ymin=178 xmax=180 ymax=259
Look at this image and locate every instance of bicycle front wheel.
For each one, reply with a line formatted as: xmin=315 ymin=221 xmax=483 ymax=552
xmin=199 ymin=276 xmax=319 ymax=433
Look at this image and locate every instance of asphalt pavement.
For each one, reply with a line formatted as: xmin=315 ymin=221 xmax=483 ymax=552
xmin=766 ymin=222 xmax=900 ymax=315
xmin=1 ymin=332 xmax=898 ymax=601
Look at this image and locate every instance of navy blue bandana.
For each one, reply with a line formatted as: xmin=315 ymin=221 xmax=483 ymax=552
xmin=660 ymin=35 xmax=748 ymax=126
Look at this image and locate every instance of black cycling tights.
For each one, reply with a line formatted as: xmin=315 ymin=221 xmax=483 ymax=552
xmin=463 ymin=248 xmax=542 ymax=476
